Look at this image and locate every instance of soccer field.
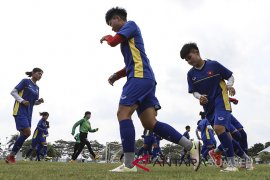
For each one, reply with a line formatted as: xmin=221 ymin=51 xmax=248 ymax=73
xmin=0 ymin=161 xmax=269 ymax=180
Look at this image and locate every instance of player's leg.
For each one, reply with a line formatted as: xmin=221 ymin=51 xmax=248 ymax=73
xmin=71 ymin=133 xmax=87 ymax=160
xmin=85 ymin=140 xmax=99 ymax=159
xmin=231 ymin=115 xmax=248 ymax=154
xmin=6 ymin=117 xmax=31 ymax=164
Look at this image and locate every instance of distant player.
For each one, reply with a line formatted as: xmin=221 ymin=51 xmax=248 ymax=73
xmin=70 ymin=111 xmax=99 ymax=162
xmin=6 ymin=68 xmax=44 ymax=164
xmin=101 ymin=7 xmax=201 ymax=172
xmin=25 ymin=112 xmax=51 ymax=161
xmin=180 ymin=42 xmax=253 ymax=171
xmin=196 ymin=112 xmax=216 ymax=162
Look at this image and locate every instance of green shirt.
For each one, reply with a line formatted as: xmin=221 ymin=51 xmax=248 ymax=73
xmin=71 ymin=118 xmax=97 ymax=135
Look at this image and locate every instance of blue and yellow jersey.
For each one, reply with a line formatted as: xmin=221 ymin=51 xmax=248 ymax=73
xmin=13 ymin=79 xmax=39 ymax=119
xmin=33 ymin=119 xmax=47 ymax=139
xmin=143 ymin=129 xmax=154 ymax=137
xmin=117 ymin=21 xmax=155 ymax=81
xmin=187 ymin=60 xmax=232 ymax=116
xmin=197 ymin=119 xmax=215 ymax=142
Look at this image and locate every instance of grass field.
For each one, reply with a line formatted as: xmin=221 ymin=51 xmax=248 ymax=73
xmin=0 ymin=161 xmax=269 ymax=180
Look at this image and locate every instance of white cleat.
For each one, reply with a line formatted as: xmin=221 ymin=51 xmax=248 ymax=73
xmin=189 ymin=140 xmax=201 ymax=171
xmin=246 ymin=158 xmax=254 ymax=170
xmin=220 ymin=166 xmax=239 ymax=172
xmin=109 ymin=164 xmax=137 ymax=172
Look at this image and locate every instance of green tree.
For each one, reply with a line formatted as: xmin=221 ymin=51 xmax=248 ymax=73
xmin=248 ymin=143 xmax=264 ymax=156
xmin=265 ymin=142 xmax=270 ymax=148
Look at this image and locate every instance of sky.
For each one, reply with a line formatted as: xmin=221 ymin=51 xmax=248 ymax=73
xmin=0 ymin=0 xmax=269 ymax=148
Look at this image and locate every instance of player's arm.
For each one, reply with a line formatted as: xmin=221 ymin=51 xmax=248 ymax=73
xmin=108 ymin=67 xmax=127 ymax=86
xmin=89 ymin=128 xmax=98 ymax=133
xmin=226 ymin=75 xmax=236 ymax=96
xmin=37 ymin=121 xmax=47 ymax=132
xmin=195 ymin=129 xmax=201 ymax=140
xmin=100 ymin=34 xmax=125 ymax=47
xmin=71 ymin=119 xmax=83 ymax=135
xmin=193 ymin=92 xmax=208 ymax=105
xmin=35 ymin=98 xmax=44 ymax=105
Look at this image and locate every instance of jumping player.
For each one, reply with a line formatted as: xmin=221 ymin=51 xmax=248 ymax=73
xmin=100 ymin=7 xmax=201 ymax=172
xmin=6 ymin=68 xmax=44 ymax=164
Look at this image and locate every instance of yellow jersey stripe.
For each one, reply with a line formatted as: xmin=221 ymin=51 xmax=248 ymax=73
xmin=33 ymin=129 xmax=39 ymax=139
xmin=13 ymin=89 xmax=24 ymax=116
xmin=219 ymin=80 xmax=231 ymax=111
xmin=129 ymin=38 xmax=143 ymax=78
xmin=205 ymin=128 xmax=210 ymax=139
xmin=193 ymin=74 xmax=220 ymax=84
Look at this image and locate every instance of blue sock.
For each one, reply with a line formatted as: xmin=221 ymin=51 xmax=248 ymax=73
xmin=36 ymin=145 xmax=42 ymax=161
xmin=232 ymin=139 xmax=244 ymax=157
xmin=119 ymin=120 xmax=135 ymax=153
xmin=143 ymin=147 xmax=148 ymax=155
xmin=153 ymin=121 xmax=182 ymax=144
xmin=152 ymin=147 xmax=159 ymax=158
xmin=239 ymin=129 xmax=248 ymax=153
xmin=218 ymin=132 xmax=234 ymax=157
xmin=43 ymin=146 xmax=48 ymax=156
xmin=232 ymin=131 xmax=242 ymax=142
xmin=11 ymin=135 xmax=28 ymax=155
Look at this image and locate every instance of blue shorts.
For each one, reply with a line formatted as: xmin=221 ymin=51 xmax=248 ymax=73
xmin=14 ymin=115 xmax=31 ymax=131
xmin=32 ymin=136 xmax=46 ymax=148
xmin=120 ymin=78 xmax=160 ymax=116
xmin=212 ymin=111 xmax=232 ymax=131
xmin=230 ymin=114 xmax=243 ymax=129
xmin=144 ymin=136 xmax=157 ymax=146
xmin=202 ymin=138 xmax=216 ymax=147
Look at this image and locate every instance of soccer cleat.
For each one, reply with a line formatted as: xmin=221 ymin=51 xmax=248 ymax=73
xmin=109 ymin=164 xmax=137 ymax=172
xmin=45 ymin=156 xmax=52 ymax=161
xmin=69 ymin=159 xmax=76 ymax=163
xmin=245 ymin=158 xmax=254 ymax=170
xmin=208 ymin=149 xmax=223 ymax=167
xmin=5 ymin=155 xmax=16 ymax=164
xmin=189 ymin=140 xmax=201 ymax=171
xmin=94 ymin=155 xmax=100 ymax=160
xmin=220 ymin=166 xmax=239 ymax=172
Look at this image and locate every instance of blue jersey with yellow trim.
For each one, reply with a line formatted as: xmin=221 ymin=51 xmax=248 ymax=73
xmin=197 ymin=119 xmax=215 ymax=141
xmin=33 ymin=119 xmax=47 ymax=139
xmin=117 ymin=21 xmax=155 ymax=81
xmin=13 ymin=79 xmax=39 ymax=119
xmin=187 ymin=60 xmax=232 ymax=115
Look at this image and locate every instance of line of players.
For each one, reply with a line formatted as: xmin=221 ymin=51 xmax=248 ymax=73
xmin=135 ymin=105 xmax=251 ymax=170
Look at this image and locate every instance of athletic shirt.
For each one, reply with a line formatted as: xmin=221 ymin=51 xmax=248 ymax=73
xmin=13 ymin=79 xmax=39 ymax=119
xmin=33 ymin=119 xmax=47 ymax=139
xmin=183 ymin=131 xmax=190 ymax=139
xmin=117 ymin=21 xmax=155 ymax=81
xmin=187 ymin=60 xmax=232 ymax=115
xmin=197 ymin=119 xmax=215 ymax=141
xmin=143 ymin=129 xmax=154 ymax=137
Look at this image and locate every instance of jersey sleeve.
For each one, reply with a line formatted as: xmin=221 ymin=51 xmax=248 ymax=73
xmin=72 ymin=119 xmax=83 ymax=134
xmin=214 ymin=61 xmax=233 ymax=80
xmin=15 ymin=79 xmax=27 ymax=91
xmin=117 ymin=21 xmax=137 ymax=39
xmin=187 ymin=72 xmax=194 ymax=93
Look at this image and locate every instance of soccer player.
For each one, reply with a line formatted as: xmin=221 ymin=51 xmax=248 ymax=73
xmin=25 ymin=112 xmax=50 ymax=161
xmin=180 ymin=126 xmax=191 ymax=163
xmin=6 ymin=68 xmax=44 ymax=164
xmin=100 ymin=7 xmax=201 ymax=172
xmin=180 ymin=42 xmax=253 ymax=171
xmin=196 ymin=112 xmax=216 ymax=162
xmin=70 ymin=111 xmax=99 ymax=162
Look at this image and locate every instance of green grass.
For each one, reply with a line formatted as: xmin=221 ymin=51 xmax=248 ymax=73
xmin=0 ymin=161 xmax=269 ymax=180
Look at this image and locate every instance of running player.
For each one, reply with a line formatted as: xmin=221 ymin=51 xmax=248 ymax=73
xmin=180 ymin=42 xmax=253 ymax=171
xmin=70 ymin=111 xmax=99 ymax=162
xmin=6 ymin=68 xmax=44 ymax=164
xmin=101 ymin=7 xmax=201 ymax=172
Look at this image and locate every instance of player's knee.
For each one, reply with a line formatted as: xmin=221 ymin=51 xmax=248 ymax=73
xmin=214 ymin=125 xmax=225 ymax=135
xmin=22 ymin=128 xmax=31 ymax=137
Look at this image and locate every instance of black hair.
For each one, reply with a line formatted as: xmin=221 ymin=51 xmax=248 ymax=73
xmin=40 ymin=112 xmax=49 ymax=117
xmin=105 ymin=7 xmax=127 ymax=25
xmin=25 ymin=67 xmax=43 ymax=77
xmin=46 ymin=121 xmax=50 ymax=128
xmin=84 ymin=111 xmax=91 ymax=117
xmin=197 ymin=120 xmax=201 ymax=125
xmin=180 ymin=42 xmax=199 ymax=59
xmin=199 ymin=111 xmax=206 ymax=119
xmin=185 ymin=125 xmax=190 ymax=130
